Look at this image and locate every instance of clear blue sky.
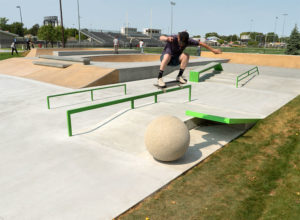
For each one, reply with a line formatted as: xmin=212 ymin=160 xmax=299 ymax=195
xmin=1 ymin=0 xmax=299 ymax=37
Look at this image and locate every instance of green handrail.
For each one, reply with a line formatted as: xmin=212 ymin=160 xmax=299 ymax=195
xmin=67 ymin=85 xmax=192 ymax=136
xmin=47 ymin=84 xmax=127 ymax=109
xmin=236 ymin=67 xmax=259 ymax=88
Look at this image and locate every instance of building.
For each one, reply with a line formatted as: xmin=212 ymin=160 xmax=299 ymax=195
xmin=205 ymin=36 xmax=220 ymax=46
xmin=43 ymin=16 xmax=59 ymax=27
xmin=120 ymin=27 xmax=138 ymax=36
xmin=143 ymin=28 xmax=161 ymax=37
xmin=0 ymin=30 xmax=18 ymax=48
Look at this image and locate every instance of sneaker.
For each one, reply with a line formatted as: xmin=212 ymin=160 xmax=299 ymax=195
xmin=176 ymin=76 xmax=187 ymax=84
xmin=157 ymin=78 xmax=166 ymax=87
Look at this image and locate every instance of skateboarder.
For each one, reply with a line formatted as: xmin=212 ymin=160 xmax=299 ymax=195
xmin=113 ymin=37 xmax=119 ymax=54
xmin=157 ymin=31 xmax=221 ymax=87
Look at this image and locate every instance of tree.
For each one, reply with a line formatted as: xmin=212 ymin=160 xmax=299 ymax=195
xmin=266 ymin=32 xmax=279 ymax=43
xmin=55 ymin=26 xmax=68 ymax=44
xmin=9 ymin=22 xmax=25 ymax=36
xmin=28 ymin=24 xmax=40 ymax=36
xmin=286 ymin=25 xmax=300 ymax=55
xmin=0 ymin=17 xmax=9 ymax=30
xmin=205 ymin=32 xmax=220 ymax=38
xmin=38 ymin=25 xmax=56 ymax=47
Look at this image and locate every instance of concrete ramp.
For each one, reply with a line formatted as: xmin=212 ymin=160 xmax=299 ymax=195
xmin=26 ymin=48 xmax=113 ymax=57
xmin=0 ymin=58 xmax=119 ymax=88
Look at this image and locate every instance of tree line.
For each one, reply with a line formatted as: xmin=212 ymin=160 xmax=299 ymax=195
xmin=0 ymin=17 xmax=86 ymax=46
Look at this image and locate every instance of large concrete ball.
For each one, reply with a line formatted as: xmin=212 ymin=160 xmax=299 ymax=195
xmin=145 ymin=115 xmax=190 ymax=162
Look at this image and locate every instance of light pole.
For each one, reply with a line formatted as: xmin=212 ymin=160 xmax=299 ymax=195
xmin=170 ymin=1 xmax=175 ymax=35
xmin=16 ymin=6 xmax=23 ymax=24
xmin=281 ymin=13 xmax=288 ymax=43
xmin=273 ymin=16 xmax=278 ymax=43
xmin=77 ymin=0 xmax=81 ymax=44
xmin=59 ymin=0 xmax=65 ymax=48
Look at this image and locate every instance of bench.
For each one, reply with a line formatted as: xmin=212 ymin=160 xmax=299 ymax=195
xmin=33 ymin=61 xmax=71 ymax=68
xmin=189 ymin=62 xmax=223 ymax=82
xmin=39 ymin=55 xmax=90 ymax=65
xmin=186 ymin=110 xmax=260 ymax=124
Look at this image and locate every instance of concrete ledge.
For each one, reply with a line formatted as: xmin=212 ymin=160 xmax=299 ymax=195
xmin=32 ymin=61 xmax=71 ymax=68
xmin=53 ymin=50 xmax=140 ymax=56
xmin=39 ymin=55 xmax=90 ymax=65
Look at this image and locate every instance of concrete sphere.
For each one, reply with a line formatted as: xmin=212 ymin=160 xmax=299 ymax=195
xmin=145 ymin=115 xmax=190 ymax=162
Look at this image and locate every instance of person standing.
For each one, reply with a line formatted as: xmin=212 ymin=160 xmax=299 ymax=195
xmin=113 ymin=37 xmax=119 ymax=54
xmin=26 ymin=39 xmax=31 ymax=50
xmin=196 ymin=40 xmax=202 ymax=56
xmin=129 ymin=37 xmax=133 ymax=49
xmin=11 ymin=41 xmax=18 ymax=55
xmin=139 ymin=40 xmax=144 ymax=53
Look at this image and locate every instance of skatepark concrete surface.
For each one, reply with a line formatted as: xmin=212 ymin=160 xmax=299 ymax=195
xmin=0 ymin=54 xmax=228 ymax=88
xmin=0 ymin=61 xmax=300 ymax=219
xmin=201 ymin=51 xmax=300 ymax=69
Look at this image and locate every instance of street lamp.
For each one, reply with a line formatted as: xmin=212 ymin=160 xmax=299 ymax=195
xmin=281 ymin=13 xmax=288 ymax=42
xmin=77 ymin=0 xmax=81 ymax=44
xmin=16 ymin=6 xmax=23 ymax=24
xmin=273 ymin=16 xmax=278 ymax=43
xmin=170 ymin=1 xmax=176 ymax=35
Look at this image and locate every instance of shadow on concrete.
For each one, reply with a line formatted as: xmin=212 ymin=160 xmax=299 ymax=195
xmin=72 ymin=102 xmax=157 ymax=136
xmin=240 ymin=74 xmax=257 ymax=87
xmin=72 ymin=108 xmax=132 ymax=136
xmin=198 ymin=70 xmax=222 ymax=82
xmin=157 ymin=125 xmax=228 ymax=166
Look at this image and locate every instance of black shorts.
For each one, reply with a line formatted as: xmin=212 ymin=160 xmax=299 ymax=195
xmin=160 ymin=54 xmax=180 ymax=66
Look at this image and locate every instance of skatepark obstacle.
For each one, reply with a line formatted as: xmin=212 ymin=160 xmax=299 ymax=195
xmin=66 ymin=85 xmax=192 ymax=136
xmin=185 ymin=111 xmax=260 ymax=124
xmin=189 ymin=62 xmax=223 ymax=82
xmin=47 ymin=84 xmax=127 ymax=109
xmin=145 ymin=115 xmax=190 ymax=162
xmin=33 ymin=61 xmax=71 ymax=68
xmin=236 ymin=66 xmax=259 ymax=88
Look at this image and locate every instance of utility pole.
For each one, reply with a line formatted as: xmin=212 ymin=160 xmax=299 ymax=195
xmin=59 ymin=0 xmax=65 ymax=48
xmin=77 ymin=0 xmax=81 ymax=44
xmin=170 ymin=1 xmax=175 ymax=35
xmin=150 ymin=8 xmax=152 ymax=38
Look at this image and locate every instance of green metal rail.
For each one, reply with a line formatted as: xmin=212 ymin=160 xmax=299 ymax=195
xmin=47 ymin=84 xmax=127 ymax=109
xmin=67 ymin=85 xmax=192 ymax=136
xmin=236 ymin=67 xmax=259 ymax=88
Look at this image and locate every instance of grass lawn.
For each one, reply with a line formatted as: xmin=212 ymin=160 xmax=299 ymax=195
xmin=142 ymin=47 xmax=286 ymax=56
xmin=0 ymin=52 xmax=24 ymax=61
xmin=117 ymin=95 xmax=300 ymax=220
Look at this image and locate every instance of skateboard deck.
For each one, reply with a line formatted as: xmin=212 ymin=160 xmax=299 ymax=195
xmin=153 ymin=80 xmax=186 ymax=90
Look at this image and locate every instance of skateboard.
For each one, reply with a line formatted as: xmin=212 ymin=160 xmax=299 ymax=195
xmin=153 ymin=80 xmax=187 ymax=91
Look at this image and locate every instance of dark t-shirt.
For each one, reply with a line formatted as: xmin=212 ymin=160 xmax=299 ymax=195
xmin=162 ymin=35 xmax=199 ymax=57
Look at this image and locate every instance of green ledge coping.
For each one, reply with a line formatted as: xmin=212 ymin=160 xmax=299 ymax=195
xmin=186 ymin=110 xmax=260 ymax=124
